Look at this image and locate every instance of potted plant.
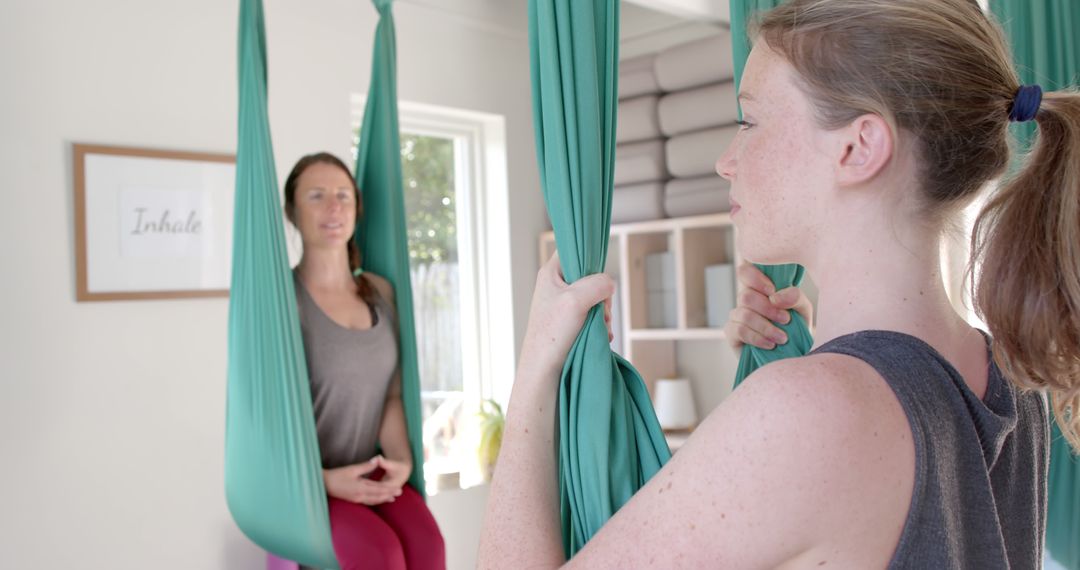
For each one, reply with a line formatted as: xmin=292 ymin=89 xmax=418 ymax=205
xmin=476 ymin=399 xmax=505 ymax=482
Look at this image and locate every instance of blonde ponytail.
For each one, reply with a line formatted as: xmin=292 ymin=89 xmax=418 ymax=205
xmin=973 ymin=90 xmax=1080 ymax=449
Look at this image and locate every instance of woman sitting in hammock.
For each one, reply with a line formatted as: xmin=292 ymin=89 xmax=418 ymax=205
xmin=284 ymin=152 xmax=445 ymax=570
xmin=481 ymin=0 xmax=1078 ymax=567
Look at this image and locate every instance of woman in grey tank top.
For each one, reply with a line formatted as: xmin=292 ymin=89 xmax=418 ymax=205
xmin=284 ymin=153 xmax=445 ymax=570
xmin=480 ymin=1 xmax=1080 ymax=568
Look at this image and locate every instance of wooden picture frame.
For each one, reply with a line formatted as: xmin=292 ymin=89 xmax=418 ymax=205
xmin=73 ymin=143 xmax=236 ymax=301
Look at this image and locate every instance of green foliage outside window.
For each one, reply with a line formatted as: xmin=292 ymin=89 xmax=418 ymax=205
xmin=352 ymin=131 xmax=457 ymax=267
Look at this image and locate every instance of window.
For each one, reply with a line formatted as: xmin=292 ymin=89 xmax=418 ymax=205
xmin=352 ymin=99 xmax=514 ymax=492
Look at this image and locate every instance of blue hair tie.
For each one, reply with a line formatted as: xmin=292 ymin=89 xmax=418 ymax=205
xmin=1008 ymin=84 xmax=1042 ymax=122
xmin=352 ymin=267 xmax=364 ymax=277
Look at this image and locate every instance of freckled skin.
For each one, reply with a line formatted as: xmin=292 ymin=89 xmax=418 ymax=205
xmin=716 ymin=46 xmax=836 ymax=266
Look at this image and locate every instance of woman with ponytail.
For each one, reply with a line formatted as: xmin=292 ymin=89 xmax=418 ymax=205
xmin=480 ymin=0 xmax=1078 ymax=567
xmin=284 ymin=153 xmax=444 ymax=570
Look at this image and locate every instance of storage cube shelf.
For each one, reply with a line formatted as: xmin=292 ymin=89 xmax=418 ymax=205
xmin=538 ymin=212 xmax=741 ymax=401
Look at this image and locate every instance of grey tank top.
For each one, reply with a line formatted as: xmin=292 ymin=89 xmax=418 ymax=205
xmin=813 ymin=330 xmax=1049 ymax=569
xmin=294 ymin=272 xmax=399 ymax=469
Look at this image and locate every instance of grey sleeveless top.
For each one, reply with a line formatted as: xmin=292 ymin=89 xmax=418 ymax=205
xmin=294 ymin=272 xmax=399 ymax=469
xmin=813 ymin=330 xmax=1049 ymax=569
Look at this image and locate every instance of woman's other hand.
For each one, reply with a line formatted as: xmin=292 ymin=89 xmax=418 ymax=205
xmin=724 ymin=262 xmax=813 ymax=353
xmin=371 ymin=455 xmax=412 ymax=493
xmin=517 ymin=252 xmax=615 ymax=381
xmin=323 ymin=457 xmax=403 ymax=505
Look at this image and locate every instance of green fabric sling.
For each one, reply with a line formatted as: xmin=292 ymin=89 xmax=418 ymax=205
xmin=225 ymin=0 xmax=423 ymax=567
xmin=528 ymin=0 xmax=672 ymax=557
xmin=352 ymin=0 xmax=427 ymax=498
xmin=989 ymin=2 xmax=1080 ymax=567
xmin=728 ymin=0 xmax=815 ymax=388
xmin=226 ymin=0 xmax=336 ymax=565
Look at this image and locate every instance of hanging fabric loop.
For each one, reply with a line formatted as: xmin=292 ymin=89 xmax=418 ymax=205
xmin=226 ymin=1 xmax=424 ymax=567
xmin=528 ymin=0 xmax=672 ymax=557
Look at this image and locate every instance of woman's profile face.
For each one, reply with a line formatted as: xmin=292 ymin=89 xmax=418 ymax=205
xmin=291 ymin=161 xmax=358 ymax=251
xmin=716 ymin=43 xmax=838 ymax=265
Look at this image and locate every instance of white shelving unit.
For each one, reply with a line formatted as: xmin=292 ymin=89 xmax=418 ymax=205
xmin=539 ymin=213 xmax=742 ymax=418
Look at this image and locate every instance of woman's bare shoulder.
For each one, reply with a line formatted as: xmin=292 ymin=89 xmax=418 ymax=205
xmin=360 ymin=271 xmax=395 ymax=305
xmin=694 ymin=352 xmax=912 ymax=562
xmin=569 ymin=352 xmax=914 ymax=568
xmin=720 ymin=352 xmax=913 ymax=461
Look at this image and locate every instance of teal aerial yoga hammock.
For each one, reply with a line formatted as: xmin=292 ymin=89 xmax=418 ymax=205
xmin=225 ymin=0 xmax=423 ymax=567
xmin=352 ymin=0 xmax=427 ymax=500
xmin=989 ymin=2 xmax=1080 ymax=567
xmin=528 ymin=0 xmax=671 ymax=557
xmin=728 ymin=0 xmax=815 ymax=389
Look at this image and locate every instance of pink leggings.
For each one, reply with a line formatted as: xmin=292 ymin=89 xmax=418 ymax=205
xmin=328 ymin=484 xmax=445 ymax=570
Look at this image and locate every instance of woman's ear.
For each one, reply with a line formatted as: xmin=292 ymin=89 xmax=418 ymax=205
xmin=834 ymin=113 xmax=894 ymax=187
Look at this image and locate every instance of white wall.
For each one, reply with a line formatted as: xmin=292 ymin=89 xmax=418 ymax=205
xmin=0 ymin=0 xmax=542 ymax=568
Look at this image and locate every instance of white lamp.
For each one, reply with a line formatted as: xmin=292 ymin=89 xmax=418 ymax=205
xmin=653 ymin=378 xmax=698 ymax=431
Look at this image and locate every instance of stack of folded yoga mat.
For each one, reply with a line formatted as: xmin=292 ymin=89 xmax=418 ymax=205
xmin=612 ymin=32 xmax=739 ymax=224
xmin=613 ymin=54 xmax=668 ymax=223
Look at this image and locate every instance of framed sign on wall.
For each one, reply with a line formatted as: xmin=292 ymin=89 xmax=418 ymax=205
xmin=73 ymin=143 xmax=236 ymax=301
